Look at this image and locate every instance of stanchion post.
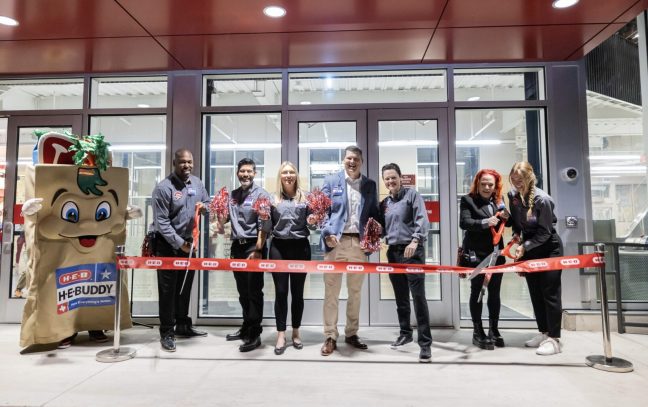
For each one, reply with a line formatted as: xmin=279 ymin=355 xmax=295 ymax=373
xmin=585 ymin=243 xmax=633 ymax=373
xmin=96 ymin=245 xmax=137 ymax=363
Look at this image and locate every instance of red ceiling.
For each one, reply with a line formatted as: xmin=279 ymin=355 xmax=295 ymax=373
xmin=0 ymin=0 xmax=645 ymax=74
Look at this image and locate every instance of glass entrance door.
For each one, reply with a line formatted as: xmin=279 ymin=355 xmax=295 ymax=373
xmin=0 ymin=115 xmax=82 ymax=322
xmin=368 ymin=109 xmax=453 ymax=326
xmin=287 ymin=110 xmax=369 ymax=325
xmin=288 ymin=109 xmax=453 ymax=327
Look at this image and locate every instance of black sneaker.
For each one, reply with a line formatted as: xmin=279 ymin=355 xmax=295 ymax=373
xmin=160 ymin=335 xmax=176 ymax=352
xmin=58 ymin=333 xmax=77 ymax=349
xmin=419 ymin=346 xmax=432 ymax=363
xmin=390 ymin=334 xmax=413 ymax=349
xmin=89 ymin=330 xmax=109 ymax=343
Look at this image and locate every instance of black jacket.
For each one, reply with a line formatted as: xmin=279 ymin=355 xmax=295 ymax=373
xmin=459 ymin=194 xmax=505 ymax=260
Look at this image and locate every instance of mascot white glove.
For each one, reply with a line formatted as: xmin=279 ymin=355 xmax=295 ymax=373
xmin=22 ymin=198 xmax=43 ymax=216
xmin=126 ymin=205 xmax=143 ymax=220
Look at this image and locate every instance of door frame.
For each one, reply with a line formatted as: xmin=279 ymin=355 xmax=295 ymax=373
xmin=0 ymin=115 xmax=82 ymax=322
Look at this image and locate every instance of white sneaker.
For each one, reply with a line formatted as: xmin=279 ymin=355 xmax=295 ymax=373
xmin=536 ymin=338 xmax=561 ymax=356
xmin=525 ymin=332 xmax=548 ymax=348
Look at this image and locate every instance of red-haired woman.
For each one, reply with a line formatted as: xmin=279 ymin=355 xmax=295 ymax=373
xmin=459 ymin=169 xmax=508 ymax=350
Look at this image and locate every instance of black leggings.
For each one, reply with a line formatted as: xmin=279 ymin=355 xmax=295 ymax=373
xmin=269 ymin=238 xmax=310 ymax=331
xmin=468 ymin=255 xmax=505 ymax=324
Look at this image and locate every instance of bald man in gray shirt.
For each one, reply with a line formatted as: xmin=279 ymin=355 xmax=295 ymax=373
xmin=152 ymin=149 xmax=210 ymax=352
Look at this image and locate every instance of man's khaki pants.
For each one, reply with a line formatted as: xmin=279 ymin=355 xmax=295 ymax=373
xmin=323 ymin=235 xmax=366 ymax=340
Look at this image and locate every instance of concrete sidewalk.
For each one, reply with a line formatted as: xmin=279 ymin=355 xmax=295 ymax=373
xmin=0 ymin=324 xmax=646 ymax=406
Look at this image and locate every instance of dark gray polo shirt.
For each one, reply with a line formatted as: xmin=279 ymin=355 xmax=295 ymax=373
xmin=228 ymin=182 xmax=272 ymax=240
xmin=271 ymin=193 xmax=310 ymax=240
xmin=381 ymin=187 xmax=429 ymax=245
xmin=152 ymin=172 xmax=210 ymax=250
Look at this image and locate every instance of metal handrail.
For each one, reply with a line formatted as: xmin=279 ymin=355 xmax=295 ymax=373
xmin=578 ymin=241 xmax=648 ymax=333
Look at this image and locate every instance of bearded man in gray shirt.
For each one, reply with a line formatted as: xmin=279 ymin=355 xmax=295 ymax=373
xmin=216 ymin=157 xmax=272 ymax=352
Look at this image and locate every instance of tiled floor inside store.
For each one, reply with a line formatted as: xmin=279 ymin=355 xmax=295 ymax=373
xmin=0 ymin=324 xmax=646 ymax=407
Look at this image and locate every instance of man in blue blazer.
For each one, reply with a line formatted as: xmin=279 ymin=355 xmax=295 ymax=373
xmin=319 ymin=145 xmax=380 ymax=356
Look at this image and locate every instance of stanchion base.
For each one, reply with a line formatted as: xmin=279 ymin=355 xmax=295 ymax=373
xmin=96 ymin=347 xmax=136 ymax=363
xmin=586 ymin=355 xmax=633 ymax=373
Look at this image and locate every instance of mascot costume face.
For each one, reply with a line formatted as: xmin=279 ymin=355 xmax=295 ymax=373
xmin=20 ymin=132 xmax=134 ymax=348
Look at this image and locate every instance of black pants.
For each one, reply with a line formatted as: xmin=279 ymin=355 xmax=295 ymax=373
xmin=387 ymin=244 xmax=432 ymax=348
xmin=269 ymin=238 xmax=310 ymax=332
xmin=156 ymin=234 xmax=195 ymax=338
xmin=231 ymin=240 xmax=266 ymax=340
xmin=468 ymin=255 xmax=505 ymax=324
xmin=521 ymin=233 xmax=563 ymax=338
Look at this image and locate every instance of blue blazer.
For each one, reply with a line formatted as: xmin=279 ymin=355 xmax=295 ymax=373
xmin=320 ymin=171 xmax=380 ymax=252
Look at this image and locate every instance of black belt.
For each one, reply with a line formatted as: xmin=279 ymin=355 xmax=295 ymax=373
xmin=341 ymin=233 xmax=359 ymax=237
xmin=233 ymin=237 xmax=257 ymax=245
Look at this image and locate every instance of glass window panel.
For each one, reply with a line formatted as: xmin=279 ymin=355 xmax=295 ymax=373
xmin=10 ymin=126 xmax=72 ymax=298
xmin=455 ymin=108 xmax=546 ymax=320
xmin=0 ymin=118 xmax=5 ymax=235
xmin=298 ymin=121 xmax=357 ymax=299
xmin=204 ymin=73 xmax=282 ymax=107
xmin=377 ymin=120 xmax=441 ymax=300
xmin=201 ymin=113 xmax=282 ymax=317
xmin=454 ymin=68 xmax=545 ymax=102
xmin=90 ymin=115 xmax=167 ymax=316
xmin=289 ymin=70 xmax=447 ymax=105
xmin=91 ymin=76 xmax=167 ymax=109
xmin=587 ymin=91 xmax=647 ymax=240
xmin=0 ymin=78 xmax=83 ymax=110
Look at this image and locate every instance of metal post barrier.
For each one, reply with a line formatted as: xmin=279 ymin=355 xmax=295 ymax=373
xmin=585 ymin=243 xmax=633 ymax=373
xmin=96 ymin=245 xmax=137 ymax=363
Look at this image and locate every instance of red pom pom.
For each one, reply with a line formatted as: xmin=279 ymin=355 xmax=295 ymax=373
xmin=209 ymin=187 xmax=229 ymax=221
xmin=360 ymin=217 xmax=382 ymax=253
xmin=306 ymin=188 xmax=332 ymax=226
xmin=141 ymin=232 xmax=155 ymax=257
xmin=252 ymin=196 xmax=271 ymax=220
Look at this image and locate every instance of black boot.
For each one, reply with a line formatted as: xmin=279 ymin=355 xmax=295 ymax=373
xmin=488 ymin=319 xmax=505 ymax=347
xmin=472 ymin=321 xmax=494 ymax=350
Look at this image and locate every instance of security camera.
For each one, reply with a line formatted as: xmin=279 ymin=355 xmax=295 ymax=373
xmin=560 ymin=167 xmax=579 ymax=182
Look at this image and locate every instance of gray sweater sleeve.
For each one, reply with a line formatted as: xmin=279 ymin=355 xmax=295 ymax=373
xmin=153 ymin=186 xmax=184 ymax=250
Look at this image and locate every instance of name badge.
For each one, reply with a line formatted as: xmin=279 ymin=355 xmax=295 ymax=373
xmin=243 ymin=196 xmax=254 ymax=206
xmin=332 ymin=186 xmax=343 ymax=196
xmin=187 ymin=188 xmax=196 ymax=196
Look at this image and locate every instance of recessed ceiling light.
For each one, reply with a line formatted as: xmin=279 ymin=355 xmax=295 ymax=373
xmin=552 ymin=0 xmax=579 ymax=9
xmin=300 ymin=101 xmax=312 ymax=105
xmin=137 ymin=103 xmax=150 ymax=108
xmin=467 ymin=96 xmax=480 ymax=101
xmin=263 ymin=6 xmax=286 ymax=18
xmin=0 ymin=16 xmax=19 ymax=26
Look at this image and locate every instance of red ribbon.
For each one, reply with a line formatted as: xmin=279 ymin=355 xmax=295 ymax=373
xmin=117 ymin=253 xmax=603 ymax=274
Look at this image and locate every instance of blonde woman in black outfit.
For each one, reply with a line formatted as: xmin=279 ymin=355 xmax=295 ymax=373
xmin=269 ymin=161 xmax=310 ymax=355
xmin=508 ymin=162 xmax=564 ymax=356
xmin=459 ymin=169 xmax=508 ymax=350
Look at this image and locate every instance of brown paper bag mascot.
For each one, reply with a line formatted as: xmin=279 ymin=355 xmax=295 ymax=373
xmin=20 ymin=132 xmax=140 ymax=349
